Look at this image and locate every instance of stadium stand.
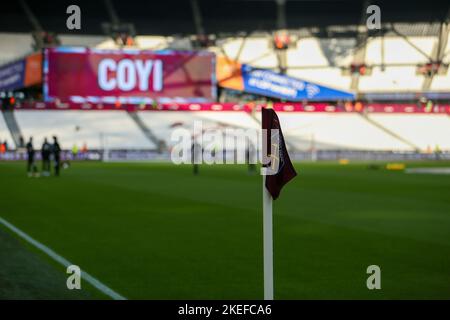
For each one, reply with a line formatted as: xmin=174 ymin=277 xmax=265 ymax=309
xmin=254 ymin=112 xmax=414 ymax=151
xmin=137 ymin=111 xmax=259 ymax=148
xmin=1 ymin=1 xmax=450 ymax=155
xmin=367 ymin=114 xmax=450 ymax=151
xmin=0 ymin=33 xmax=109 ymax=65
xmin=211 ymin=33 xmax=450 ymax=93
xmin=0 ymin=33 xmax=33 ymax=65
xmin=2 ymin=30 xmax=449 ymax=95
xmin=14 ymin=110 xmax=155 ymax=150
xmin=220 ymin=37 xmax=278 ymax=69
xmin=6 ymin=109 xmax=449 ymax=154
xmin=0 ymin=112 xmax=14 ymax=148
xmin=287 ymin=68 xmax=352 ymax=92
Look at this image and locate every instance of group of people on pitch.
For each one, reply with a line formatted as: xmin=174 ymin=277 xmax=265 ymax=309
xmin=26 ymin=136 xmax=61 ymax=177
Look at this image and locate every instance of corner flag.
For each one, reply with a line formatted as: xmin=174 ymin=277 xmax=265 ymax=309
xmin=261 ymin=107 xmax=297 ymax=300
xmin=262 ymin=107 xmax=297 ymax=199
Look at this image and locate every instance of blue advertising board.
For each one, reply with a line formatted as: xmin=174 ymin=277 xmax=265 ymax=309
xmin=0 ymin=59 xmax=25 ymax=91
xmin=241 ymin=64 xmax=354 ymax=101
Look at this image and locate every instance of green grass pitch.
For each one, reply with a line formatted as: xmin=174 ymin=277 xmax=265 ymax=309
xmin=0 ymin=161 xmax=450 ymax=299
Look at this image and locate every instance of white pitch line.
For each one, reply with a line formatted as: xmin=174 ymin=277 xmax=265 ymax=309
xmin=405 ymin=167 xmax=450 ymax=175
xmin=0 ymin=217 xmax=126 ymax=300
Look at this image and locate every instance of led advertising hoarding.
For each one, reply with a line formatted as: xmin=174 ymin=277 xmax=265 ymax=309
xmin=44 ymin=47 xmax=216 ymax=104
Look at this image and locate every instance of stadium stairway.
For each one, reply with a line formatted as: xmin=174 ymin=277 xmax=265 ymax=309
xmin=264 ymin=112 xmax=414 ymax=151
xmin=366 ymin=113 xmax=450 ymax=151
xmin=1 ymin=110 xmax=22 ymax=148
xmin=0 ymin=111 xmax=14 ymax=147
xmin=127 ymin=111 xmax=164 ymax=151
xmin=137 ymin=111 xmax=260 ymax=149
xmin=359 ymin=113 xmax=420 ymax=151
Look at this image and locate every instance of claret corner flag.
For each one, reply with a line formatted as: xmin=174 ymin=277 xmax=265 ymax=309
xmin=261 ymin=107 xmax=297 ymax=300
xmin=261 ymin=107 xmax=297 ymax=199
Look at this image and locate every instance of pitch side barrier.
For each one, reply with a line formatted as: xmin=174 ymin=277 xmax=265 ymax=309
xmin=291 ymin=150 xmax=450 ymax=161
xmin=1 ymin=149 xmax=449 ymax=162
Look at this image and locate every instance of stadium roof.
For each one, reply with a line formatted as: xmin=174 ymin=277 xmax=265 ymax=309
xmin=0 ymin=0 xmax=449 ymax=37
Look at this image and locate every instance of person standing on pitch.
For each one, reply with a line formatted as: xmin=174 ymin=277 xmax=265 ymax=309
xmin=26 ymin=137 xmax=38 ymax=177
xmin=41 ymin=138 xmax=51 ymax=176
xmin=71 ymin=143 xmax=79 ymax=159
xmin=191 ymin=141 xmax=201 ymax=175
xmin=246 ymin=139 xmax=257 ymax=175
xmin=52 ymin=136 xmax=61 ymax=176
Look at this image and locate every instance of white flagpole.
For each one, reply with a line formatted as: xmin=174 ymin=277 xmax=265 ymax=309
xmin=263 ymin=175 xmax=274 ymax=300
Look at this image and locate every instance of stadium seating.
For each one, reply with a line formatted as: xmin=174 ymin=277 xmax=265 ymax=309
xmin=0 ymin=33 xmax=33 ymax=65
xmin=1 ymin=31 xmax=450 ymax=152
xmin=220 ymin=37 xmax=278 ymax=69
xmin=255 ymin=112 xmax=414 ymax=151
xmin=14 ymin=110 xmax=155 ymax=150
xmin=431 ymin=35 xmax=450 ymax=90
xmin=287 ymin=68 xmax=352 ymax=91
xmin=59 ymin=34 xmax=109 ymax=47
xmin=367 ymin=114 xmax=450 ymax=151
xmin=137 ymin=111 xmax=259 ymax=148
xmin=7 ymin=110 xmax=449 ymax=152
xmin=214 ymin=34 xmax=450 ymax=93
xmin=0 ymin=113 xmax=14 ymax=147
xmin=2 ymin=32 xmax=449 ymax=94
